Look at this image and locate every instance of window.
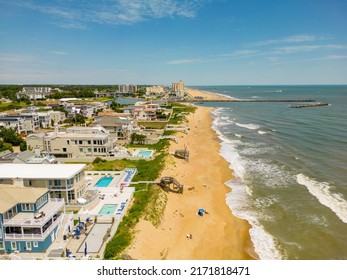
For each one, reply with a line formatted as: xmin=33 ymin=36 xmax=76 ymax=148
xmin=21 ymin=203 xmax=34 ymax=211
xmin=33 ymin=242 xmax=38 ymax=248
xmin=29 ymin=180 xmax=32 ymax=186
xmin=11 ymin=242 xmax=17 ymax=250
xmin=79 ymin=140 xmax=82 ymax=145
xmin=0 ymin=229 xmax=2 ymax=238
xmin=79 ymin=148 xmax=83 ymax=153
xmin=36 ymin=194 xmax=48 ymax=209
xmin=87 ymin=140 xmax=91 ymax=145
xmin=67 ymin=140 xmax=70 ymax=144
xmin=63 ymin=148 xmax=67 ymax=152
xmin=26 ymin=242 xmax=32 ymax=251
xmin=54 ymin=180 xmax=61 ymax=186
xmin=74 ymin=140 xmax=78 ymax=145
xmin=4 ymin=206 xmax=17 ymax=220
xmin=88 ymin=148 xmax=92 ymax=153
xmin=0 ymin=242 xmax=4 ymax=250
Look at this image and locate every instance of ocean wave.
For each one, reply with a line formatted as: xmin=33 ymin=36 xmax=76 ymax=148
xmin=297 ymin=174 xmax=347 ymax=224
xmin=236 ymin=122 xmax=259 ymax=130
xmin=225 ymin=179 xmax=285 ymax=260
xmin=235 ymin=133 xmax=242 ymax=138
xmin=258 ymin=130 xmax=269 ymax=135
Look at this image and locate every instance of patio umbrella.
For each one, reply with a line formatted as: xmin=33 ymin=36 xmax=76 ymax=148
xmin=84 ymin=242 xmax=87 ymax=256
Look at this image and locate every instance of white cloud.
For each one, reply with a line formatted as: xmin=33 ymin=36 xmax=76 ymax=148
xmin=253 ymin=35 xmax=331 ymax=46
xmin=167 ymin=59 xmax=200 ymax=65
xmin=49 ymin=51 xmax=68 ymax=56
xmin=0 ymin=53 xmax=34 ymax=64
xmin=222 ymin=50 xmax=258 ymax=57
xmin=274 ymin=44 xmax=347 ymax=54
xmin=14 ymin=0 xmax=207 ymax=28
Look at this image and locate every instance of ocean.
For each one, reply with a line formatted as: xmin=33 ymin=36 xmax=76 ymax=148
xmin=193 ymin=85 xmax=347 ymax=260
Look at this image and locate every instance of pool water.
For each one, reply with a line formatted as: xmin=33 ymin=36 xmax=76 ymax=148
xmin=138 ymin=150 xmax=153 ymax=158
xmin=98 ymin=204 xmax=118 ymax=215
xmin=95 ymin=176 xmax=113 ymax=187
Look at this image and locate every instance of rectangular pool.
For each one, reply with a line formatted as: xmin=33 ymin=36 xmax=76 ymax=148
xmin=137 ymin=150 xmax=153 ymax=158
xmin=95 ymin=176 xmax=113 ymax=187
xmin=98 ymin=204 xmax=118 ymax=215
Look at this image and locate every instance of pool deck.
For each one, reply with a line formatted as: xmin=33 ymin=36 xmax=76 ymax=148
xmin=14 ymin=170 xmax=137 ymax=260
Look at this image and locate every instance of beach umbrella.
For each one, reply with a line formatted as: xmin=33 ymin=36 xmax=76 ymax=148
xmin=198 ymin=209 xmax=205 ymax=213
xmin=84 ymin=242 xmax=87 ymax=256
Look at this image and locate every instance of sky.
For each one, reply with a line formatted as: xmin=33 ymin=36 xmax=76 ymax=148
xmin=1 ymin=0 xmax=347 ymax=85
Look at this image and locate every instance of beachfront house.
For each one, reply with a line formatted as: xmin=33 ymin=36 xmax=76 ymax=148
xmin=91 ymin=116 xmax=134 ymax=142
xmin=25 ymin=126 xmax=117 ymax=159
xmin=0 ymin=185 xmax=64 ymax=253
xmin=0 ymin=163 xmax=86 ymax=204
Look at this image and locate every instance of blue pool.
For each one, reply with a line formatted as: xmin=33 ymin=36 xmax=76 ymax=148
xmin=95 ymin=177 xmax=113 ymax=187
xmin=138 ymin=150 xmax=153 ymax=158
xmin=98 ymin=204 xmax=118 ymax=215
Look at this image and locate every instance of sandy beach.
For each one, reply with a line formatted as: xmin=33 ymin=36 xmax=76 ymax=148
xmin=125 ymin=104 xmax=256 ymax=260
xmin=185 ymin=87 xmax=238 ymax=101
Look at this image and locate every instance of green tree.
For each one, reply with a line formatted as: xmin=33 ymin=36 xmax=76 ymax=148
xmin=0 ymin=140 xmax=13 ymax=152
xmin=19 ymin=141 xmax=27 ymax=151
xmin=130 ymin=133 xmax=146 ymax=145
xmin=0 ymin=127 xmax=23 ymax=146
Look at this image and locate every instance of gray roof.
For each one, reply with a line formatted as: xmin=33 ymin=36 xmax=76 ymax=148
xmin=93 ymin=116 xmax=131 ymax=126
xmin=15 ymin=150 xmax=35 ymax=163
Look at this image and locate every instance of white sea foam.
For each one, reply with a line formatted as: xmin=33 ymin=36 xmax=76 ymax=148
xmin=251 ymin=96 xmax=260 ymax=99
xmin=236 ymin=122 xmax=259 ymax=130
xmin=258 ymin=130 xmax=268 ymax=135
xmin=225 ymin=179 xmax=284 ymax=260
xmin=212 ymin=108 xmax=285 ymax=259
xmin=297 ymin=174 xmax=347 ymax=224
xmin=235 ymin=133 xmax=242 ymax=138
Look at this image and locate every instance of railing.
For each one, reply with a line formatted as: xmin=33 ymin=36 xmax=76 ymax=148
xmin=3 ymin=199 xmax=64 ymax=226
xmin=4 ymin=214 xmax=63 ymax=240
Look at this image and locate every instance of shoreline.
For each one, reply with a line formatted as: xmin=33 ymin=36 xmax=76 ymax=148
xmin=125 ymin=99 xmax=256 ymax=259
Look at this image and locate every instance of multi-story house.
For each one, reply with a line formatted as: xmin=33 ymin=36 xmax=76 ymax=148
xmin=0 ymin=185 xmax=64 ymax=253
xmin=25 ymin=126 xmax=117 ymax=158
xmin=92 ymin=116 xmax=134 ymax=142
xmin=36 ymin=111 xmax=66 ymax=128
xmin=0 ymin=114 xmax=40 ymax=134
xmin=0 ymin=163 xmax=86 ymax=204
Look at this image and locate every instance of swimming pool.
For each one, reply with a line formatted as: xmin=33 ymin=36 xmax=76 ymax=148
xmin=98 ymin=204 xmax=118 ymax=215
xmin=137 ymin=150 xmax=153 ymax=158
xmin=95 ymin=176 xmax=113 ymax=187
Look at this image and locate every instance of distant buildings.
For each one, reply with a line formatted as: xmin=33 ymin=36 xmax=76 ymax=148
xmin=146 ymin=86 xmax=165 ymax=96
xmin=171 ymin=80 xmax=185 ymax=97
xmin=118 ymin=84 xmax=137 ymax=94
xmin=16 ymin=87 xmax=52 ymax=100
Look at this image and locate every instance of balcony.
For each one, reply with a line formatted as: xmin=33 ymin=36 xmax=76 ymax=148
xmin=3 ymin=213 xmax=64 ymax=241
xmin=3 ymin=198 xmax=65 ymax=227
